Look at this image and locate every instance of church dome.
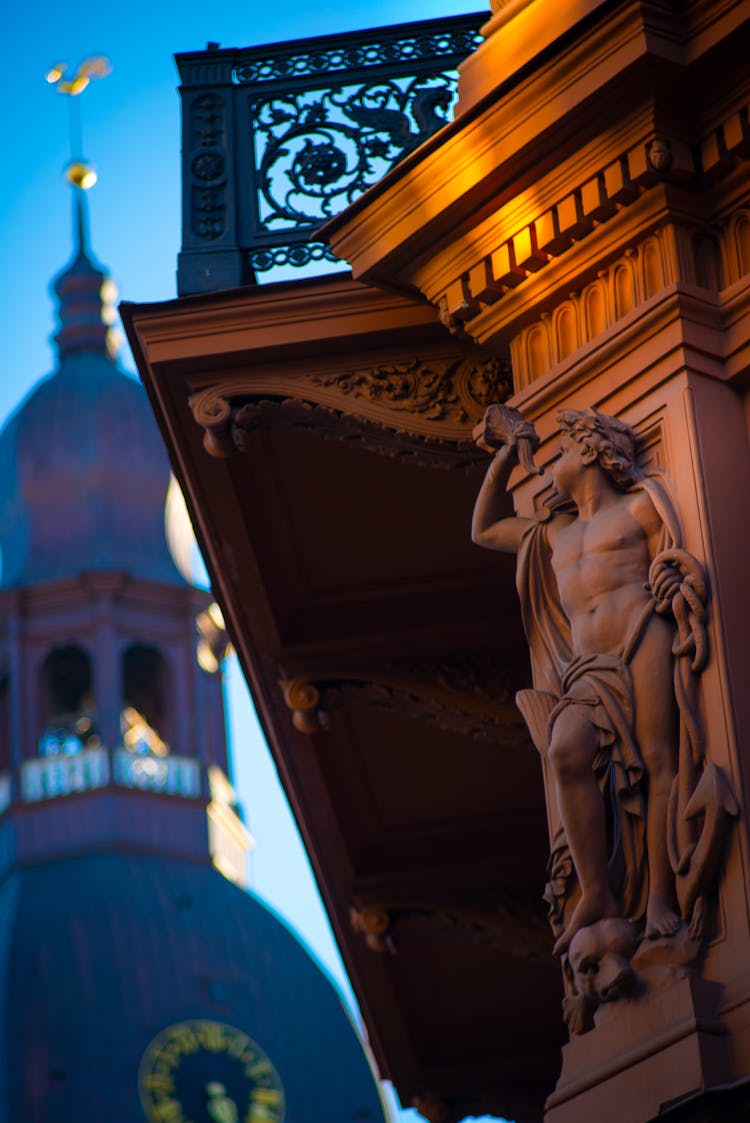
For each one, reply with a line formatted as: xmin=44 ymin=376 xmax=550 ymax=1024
xmin=0 ymin=851 xmax=387 ymax=1123
xmin=0 ymin=246 xmax=181 ymax=589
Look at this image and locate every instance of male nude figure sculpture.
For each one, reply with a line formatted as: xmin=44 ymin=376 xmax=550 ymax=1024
xmin=472 ymin=406 xmax=682 ymax=955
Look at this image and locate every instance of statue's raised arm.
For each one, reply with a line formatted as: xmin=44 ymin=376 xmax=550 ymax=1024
xmin=471 ymin=404 xmax=543 ymax=554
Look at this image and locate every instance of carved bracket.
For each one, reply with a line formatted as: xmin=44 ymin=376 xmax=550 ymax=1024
xmin=350 ymin=891 xmax=552 ymax=961
xmin=279 ymin=654 xmax=530 ymax=744
xmin=188 ymin=359 xmax=511 ymax=467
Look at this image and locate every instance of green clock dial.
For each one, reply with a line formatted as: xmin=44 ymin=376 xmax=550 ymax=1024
xmin=139 ymin=1019 xmax=285 ymax=1123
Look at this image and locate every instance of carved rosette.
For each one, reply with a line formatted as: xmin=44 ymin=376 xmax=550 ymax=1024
xmin=188 ymin=358 xmax=511 ymax=468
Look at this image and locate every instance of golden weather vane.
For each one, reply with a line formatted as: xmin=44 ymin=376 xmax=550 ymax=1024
xmin=45 ymin=56 xmax=112 ymax=190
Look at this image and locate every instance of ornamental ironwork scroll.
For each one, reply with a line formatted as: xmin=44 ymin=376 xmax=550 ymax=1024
xmin=247 ymin=74 xmax=457 ymax=271
xmin=176 ymin=15 xmax=484 ymax=291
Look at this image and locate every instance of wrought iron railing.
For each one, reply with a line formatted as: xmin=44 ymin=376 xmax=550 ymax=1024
xmin=176 ymin=13 xmax=485 ymax=294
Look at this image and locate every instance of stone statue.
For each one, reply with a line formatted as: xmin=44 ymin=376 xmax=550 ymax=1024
xmin=472 ymin=405 xmax=737 ymax=1027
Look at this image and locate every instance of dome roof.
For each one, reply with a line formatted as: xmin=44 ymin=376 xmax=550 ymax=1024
xmin=0 ymin=247 xmax=181 ymax=588
xmin=0 ymin=852 xmax=387 ymax=1123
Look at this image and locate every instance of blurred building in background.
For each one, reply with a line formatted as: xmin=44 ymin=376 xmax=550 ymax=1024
xmin=0 ymin=187 xmax=389 ymax=1123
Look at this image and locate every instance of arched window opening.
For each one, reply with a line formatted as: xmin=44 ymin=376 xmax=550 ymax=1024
xmin=0 ymin=671 xmax=10 ymax=771
xmin=121 ymin=645 xmax=171 ymax=755
xmin=38 ymin=646 xmax=98 ymax=757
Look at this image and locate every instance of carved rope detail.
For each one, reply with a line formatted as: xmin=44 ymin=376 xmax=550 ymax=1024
xmin=188 ymin=358 xmax=511 ymax=464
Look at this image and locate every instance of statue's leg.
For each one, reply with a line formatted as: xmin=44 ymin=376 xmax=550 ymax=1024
xmin=549 ymin=703 xmax=621 ymax=955
xmin=630 ymin=618 xmax=681 ymax=939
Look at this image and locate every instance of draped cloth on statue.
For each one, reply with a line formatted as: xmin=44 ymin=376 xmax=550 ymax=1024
xmin=516 ymin=472 xmax=685 ymax=921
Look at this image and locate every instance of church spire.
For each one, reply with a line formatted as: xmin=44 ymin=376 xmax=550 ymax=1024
xmin=46 ymin=56 xmax=117 ymax=360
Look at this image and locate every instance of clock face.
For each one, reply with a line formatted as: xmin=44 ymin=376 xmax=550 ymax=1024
xmin=139 ymin=1019 xmax=285 ymax=1123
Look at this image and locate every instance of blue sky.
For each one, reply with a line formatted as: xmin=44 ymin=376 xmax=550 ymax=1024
xmin=0 ymin=2 xmax=507 ymax=1120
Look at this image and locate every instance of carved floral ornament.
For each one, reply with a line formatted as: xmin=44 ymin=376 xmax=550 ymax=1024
xmin=188 ymin=360 xmax=511 ymax=466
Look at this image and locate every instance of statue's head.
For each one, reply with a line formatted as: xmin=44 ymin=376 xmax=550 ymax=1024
xmin=568 ymin=917 xmax=638 ymax=1004
xmin=556 ymin=407 xmax=639 ymax=489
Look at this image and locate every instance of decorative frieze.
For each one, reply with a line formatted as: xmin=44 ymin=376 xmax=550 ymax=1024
xmin=437 ymin=103 xmax=750 ymax=384
xmin=509 ymin=206 xmax=750 ymax=388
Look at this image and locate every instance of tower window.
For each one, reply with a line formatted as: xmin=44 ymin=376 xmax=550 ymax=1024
xmin=121 ymin=645 xmax=171 ymax=754
xmin=38 ymin=645 xmax=98 ymax=756
xmin=0 ymin=670 xmax=10 ymax=771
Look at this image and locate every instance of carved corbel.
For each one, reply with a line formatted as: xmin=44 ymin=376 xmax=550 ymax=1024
xmin=280 ymin=677 xmax=325 ymax=734
xmin=188 ymin=389 xmax=235 ymax=458
xmin=350 ymin=893 xmax=552 ymax=960
xmin=278 ymin=655 xmax=530 ymax=745
xmin=349 ymin=905 xmax=396 ymax=954
xmin=187 ymin=359 xmax=512 ymax=468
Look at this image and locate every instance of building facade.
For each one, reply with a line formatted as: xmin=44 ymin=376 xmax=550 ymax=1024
xmin=124 ymin=2 xmax=750 ymax=1121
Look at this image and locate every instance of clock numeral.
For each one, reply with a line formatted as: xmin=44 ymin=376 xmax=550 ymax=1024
xmin=252 ymin=1089 xmax=282 ymax=1107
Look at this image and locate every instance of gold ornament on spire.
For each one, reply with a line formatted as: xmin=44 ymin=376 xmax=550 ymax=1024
xmin=45 ymin=56 xmax=111 ymax=96
xmin=45 ymin=56 xmax=111 ymax=192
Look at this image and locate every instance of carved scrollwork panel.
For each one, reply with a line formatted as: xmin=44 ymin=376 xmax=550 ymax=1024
xmin=188 ymin=358 xmax=512 ymax=465
xmin=249 ymin=75 xmax=457 ymax=241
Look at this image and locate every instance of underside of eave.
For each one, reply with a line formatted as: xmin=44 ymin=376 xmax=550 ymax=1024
xmin=122 ymin=284 xmax=563 ymax=1122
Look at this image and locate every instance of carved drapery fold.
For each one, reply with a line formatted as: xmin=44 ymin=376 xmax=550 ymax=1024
xmin=188 ymin=359 xmax=512 ymax=467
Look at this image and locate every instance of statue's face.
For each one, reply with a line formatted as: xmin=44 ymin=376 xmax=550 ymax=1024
xmin=552 ymin=434 xmax=586 ymax=495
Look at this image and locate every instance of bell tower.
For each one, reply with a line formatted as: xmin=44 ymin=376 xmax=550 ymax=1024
xmin=0 ymin=59 xmax=393 ymax=1123
xmin=0 ymin=71 xmax=248 ymax=884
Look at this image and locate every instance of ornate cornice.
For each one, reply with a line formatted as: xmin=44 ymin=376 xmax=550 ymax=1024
xmin=279 ymin=653 xmax=529 ymax=743
xmin=439 ymin=105 xmax=750 ymax=351
xmin=440 ymin=134 xmax=696 ymax=328
xmin=188 ymin=358 xmax=511 ymax=466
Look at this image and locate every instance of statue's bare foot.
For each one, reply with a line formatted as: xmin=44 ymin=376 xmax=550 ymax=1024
xmin=645 ymin=896 xmax=682 ymax=940
xmin=553 ymin=891 xmax=620 ymax=957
